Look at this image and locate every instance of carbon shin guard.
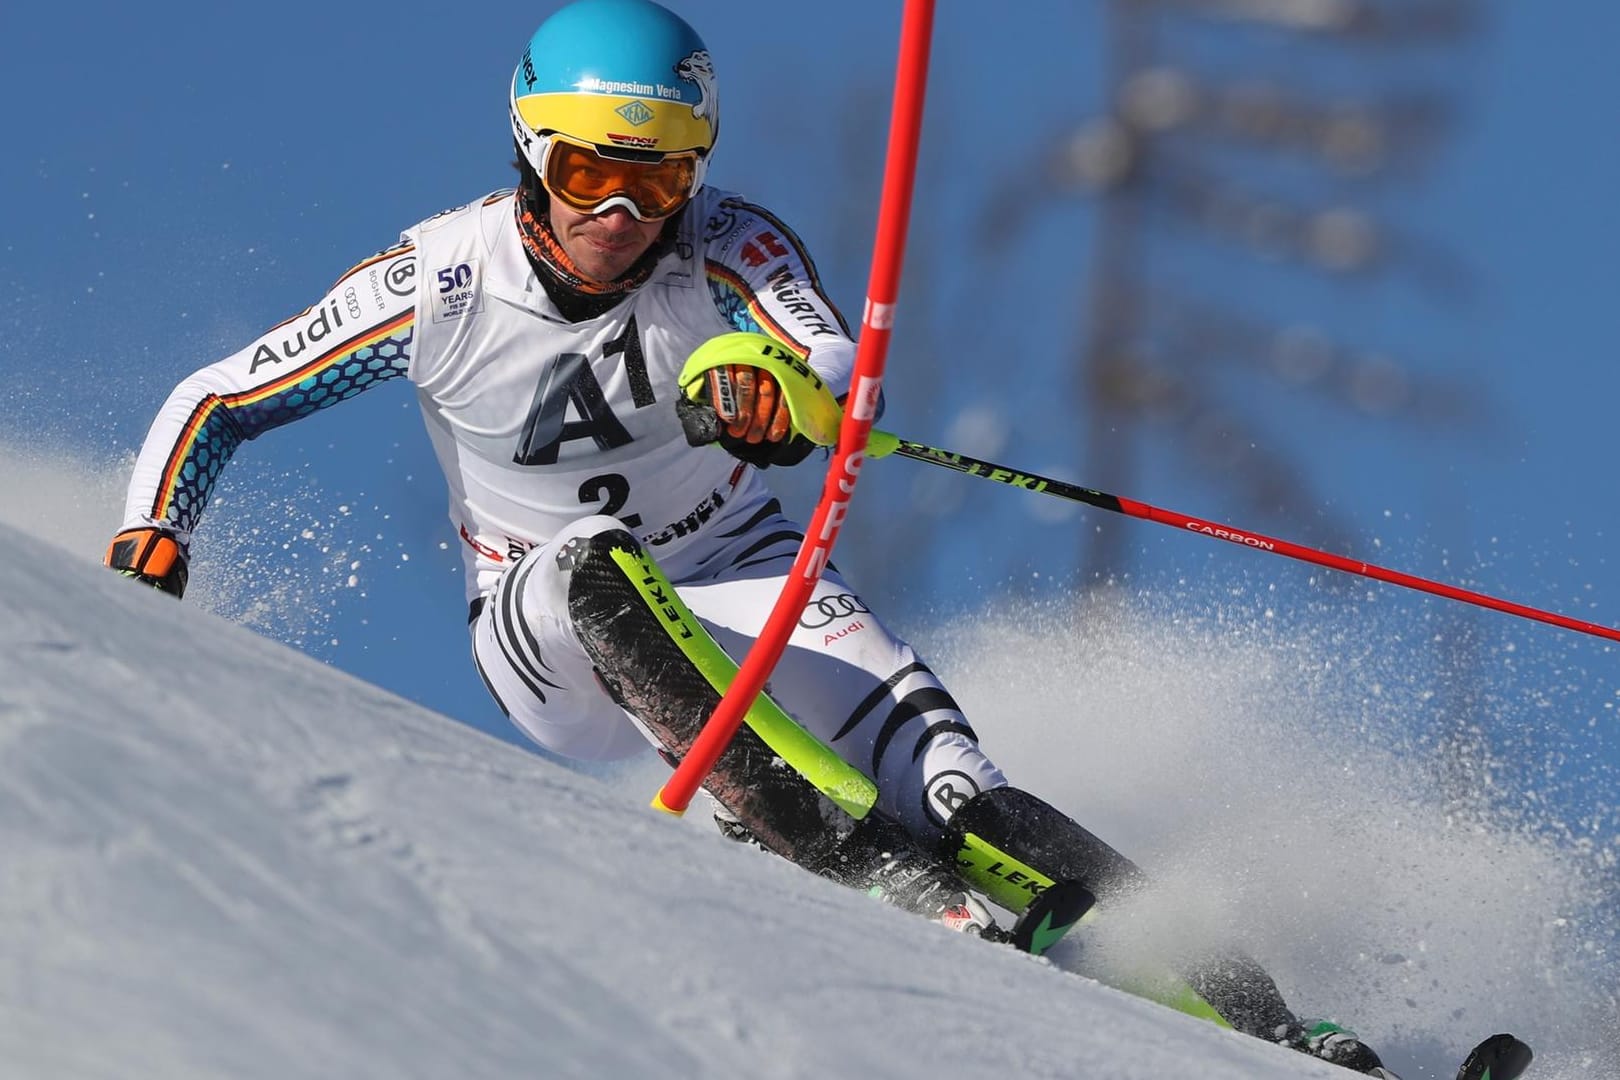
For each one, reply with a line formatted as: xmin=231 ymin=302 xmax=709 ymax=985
xmin=563 ymin=528 xmax=855 ymax=867
xmin=944 ymin=786 xmax=1296 ymax=1038
xmin=942 ymin=786 xmax=1144 ymax=914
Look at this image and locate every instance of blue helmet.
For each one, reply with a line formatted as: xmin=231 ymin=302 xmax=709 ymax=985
xmin=510 ymin=0 xmax=718 ymax=196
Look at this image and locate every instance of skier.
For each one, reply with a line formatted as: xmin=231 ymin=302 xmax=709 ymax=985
xmin=105 ymin=0 xmax=1391 ymax=1073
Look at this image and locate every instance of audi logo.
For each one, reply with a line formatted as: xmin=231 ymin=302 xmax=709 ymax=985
xmin=798 ymin=593 xmax=871 ymax=628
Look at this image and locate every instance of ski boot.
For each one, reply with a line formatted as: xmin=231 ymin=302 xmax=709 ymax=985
xmin=856 ymin=829 xmax=1004 ymax=939
xmin=1280 ymin=1019 xmax=1399 ymax=1078
xmin=861 ymin=834 xmax=1094 ymax=953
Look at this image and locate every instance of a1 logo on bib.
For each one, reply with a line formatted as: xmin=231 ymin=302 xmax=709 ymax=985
xmin=431 ymin=259 xmax=484 ymax=323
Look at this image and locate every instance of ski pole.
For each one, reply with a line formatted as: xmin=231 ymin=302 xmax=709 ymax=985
xmin=865 ymin=430 xmax=1620 ymax=644
xmin=653 ymin=0 xmax=937 ymax=816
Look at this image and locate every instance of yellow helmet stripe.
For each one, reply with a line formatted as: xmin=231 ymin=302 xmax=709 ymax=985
xmin=515 ymin=93 xmax=713 ymax=153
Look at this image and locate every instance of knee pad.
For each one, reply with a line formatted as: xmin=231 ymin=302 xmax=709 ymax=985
xmin=942 ymin=786 xmax=1144 ymax=914
xmin=560 ymin=524 xmax=705 ymax=735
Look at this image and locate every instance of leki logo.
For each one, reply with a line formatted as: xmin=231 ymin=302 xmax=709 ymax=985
xmin=615 ymin=100 xmax=655 ymax=126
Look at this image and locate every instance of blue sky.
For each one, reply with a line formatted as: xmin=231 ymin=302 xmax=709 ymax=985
xmin=3 ymin=3 xmax=1616 ymax=833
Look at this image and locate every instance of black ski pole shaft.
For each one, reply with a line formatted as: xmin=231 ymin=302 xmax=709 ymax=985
xmin=865 ymin=430 xmax=1620 ymax=644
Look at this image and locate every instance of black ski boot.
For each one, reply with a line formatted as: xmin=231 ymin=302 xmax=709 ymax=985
xmin=1278 ymin=1019 xmax=1398 ymax=1077
xmin=825 ymin=812 xmax=1003 ymax=939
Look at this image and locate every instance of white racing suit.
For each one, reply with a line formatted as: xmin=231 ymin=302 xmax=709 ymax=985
xmin=117 ymin=185 xmax=1332 ymax=1046
xmin=118 ymin=185 xmax=1005 ymax=846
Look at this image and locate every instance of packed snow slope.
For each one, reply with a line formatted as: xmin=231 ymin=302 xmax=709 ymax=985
xmin=0 ymin=520 xmax=1613 ymax=1079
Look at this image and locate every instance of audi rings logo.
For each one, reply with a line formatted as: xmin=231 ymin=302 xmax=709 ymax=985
xmin=384 ymin=256 xmax=417 ymax=297
xmin=798 ymin=593 xmax=870 ymax=629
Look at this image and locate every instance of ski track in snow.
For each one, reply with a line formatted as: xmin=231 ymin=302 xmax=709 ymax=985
xmin=0 ymin=446 xmax=1614 ymax=1079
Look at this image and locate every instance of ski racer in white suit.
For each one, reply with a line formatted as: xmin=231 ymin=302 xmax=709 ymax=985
xmin=107 ymin=0 xmax=1001 ymax=918
xmin=105 ymin=2 xmax=1393 ymax=1073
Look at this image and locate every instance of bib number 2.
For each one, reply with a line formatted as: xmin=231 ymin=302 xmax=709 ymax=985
xmin=579 ymin=472 xmax=641 ymax=529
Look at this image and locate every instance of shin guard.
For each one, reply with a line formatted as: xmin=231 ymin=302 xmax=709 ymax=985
xmin=563 ymin=527 xmax=859 ymax=866
xmin=942 ymin=786 xmax=1144 ymax=914
xmin=944 ymin=786 xmax=1295 ymax=1037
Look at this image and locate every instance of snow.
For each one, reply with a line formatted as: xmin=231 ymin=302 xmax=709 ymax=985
xmin=0 ymin=514 xmax=1613 ymax=1078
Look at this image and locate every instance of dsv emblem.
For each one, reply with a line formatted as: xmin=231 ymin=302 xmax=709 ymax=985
xmin=798 ymin=593 xmax=870 ymax=629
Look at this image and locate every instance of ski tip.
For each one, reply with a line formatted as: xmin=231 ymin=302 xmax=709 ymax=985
xmin=1009 ymin=880 xmax=1095 ymax=956
xmin=1456 ymin=1033 xmax=1532 ymax=1080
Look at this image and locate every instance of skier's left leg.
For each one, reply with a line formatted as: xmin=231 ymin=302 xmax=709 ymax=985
xmin=672 ymin=563 xmax=1005 ymax=848
xmin=556 ymin=517 xmax=1003 ymax=936
xmin=657 ymin=508 xmax=1389 ymax=1070
xmin=671 ymin=506 xmax=1387 ymax=1069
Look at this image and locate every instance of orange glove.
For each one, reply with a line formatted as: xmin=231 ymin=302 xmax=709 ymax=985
xmin=105 ymin=527 xmax=189 ymax=598
xmin=706 ymin=364 xmax=793 ymax=445
xmin=677 ymin=362 xmax=818 ymax=468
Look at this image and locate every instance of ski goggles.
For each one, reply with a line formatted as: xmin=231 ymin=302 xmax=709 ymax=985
xmin=540 ymin=135 xmax=699 ymax=222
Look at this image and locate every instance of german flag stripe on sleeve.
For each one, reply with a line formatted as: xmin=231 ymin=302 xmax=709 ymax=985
xmin=704 ymin=262 xmax=806 ymax=351
xmin=149 ymin=310 xmax=415 ymax=526
xmin=731 ymin=202 xmax=848 ymax=334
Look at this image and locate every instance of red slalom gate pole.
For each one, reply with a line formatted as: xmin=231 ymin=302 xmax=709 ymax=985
xmin=654 ymin=1 xmax=937 ymax=815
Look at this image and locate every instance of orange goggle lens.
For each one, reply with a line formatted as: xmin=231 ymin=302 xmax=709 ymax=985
xmin=542 ymin=138 xmax=697 ymax=221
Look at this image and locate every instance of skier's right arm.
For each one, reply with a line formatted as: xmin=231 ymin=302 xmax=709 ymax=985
xmin=106 ymin=243 xmax=421 ymax=598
